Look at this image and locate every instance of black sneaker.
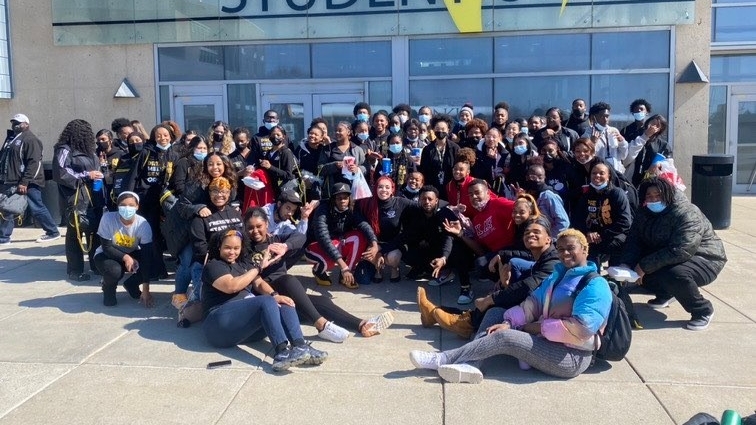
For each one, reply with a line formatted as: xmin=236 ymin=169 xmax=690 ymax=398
xmin=406 ymin=267 xmax=425 ymax=280
xmin=68 ymin=272 xmax=91 ymax=282
xmin=312 ymin=269 xmax=331 ymax=286
xmin=102 ymin=285 xmax=117 ymax=307
xmin=304 ymin=342 xmax=328 ymax=366
xmin=272 ymin=346 xmax=311 ymax=371
xmin=686 ymin=313 xmax=713 ymax=331
xmin=123 ymin=274 xmax=142 ymax=299
xmin=647 ymin=296 xmax=675 ymax=309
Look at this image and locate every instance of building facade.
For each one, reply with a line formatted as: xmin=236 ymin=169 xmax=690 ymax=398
xmin=1 ymin=0 xmax=713 ymax=187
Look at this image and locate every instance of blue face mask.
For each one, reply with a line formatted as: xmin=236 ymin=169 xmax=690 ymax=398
xmin=646 ymin=201 xmax=667 ymax=213
xmin=357 ymin=133 xmax=370 ymax=141
xmin=633 ymin=112 xmax=647 ymax=121
xmin=389 ymin=144 xmax=403 ymax=154
xmin=264 ymin=121 xmax=278 ymax=130
xmin=521 ymin=127 xmax=529 ymax=135
xmin=155 ymin=143 xmax=170 ymax=151
xmin=118 ymin=205 xmax=137 ymax=220
xmin=418 ymin=115 xmax=430 ymax=124
xmin=356 ymin=113 xmax=369 ymax=122
xmin=590 ymin=182 xmax=608 ymax=191
xmin=390 ymin=125 xmax=401 ymax=134
xmin=514 ymin=145 xmax=528 ymax=156
xmin=193 ymin=152 xmax=207 ymax=161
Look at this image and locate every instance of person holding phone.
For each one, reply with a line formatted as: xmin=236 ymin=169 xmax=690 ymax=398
xmin=202 ymin=229 xmax=328 ymax=372
xmin=93 ymin=191 xmax=154 ymax=307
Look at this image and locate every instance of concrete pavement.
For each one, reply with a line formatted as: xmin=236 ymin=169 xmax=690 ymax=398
xmin=0 ymin=198 xmax=754 ymax=424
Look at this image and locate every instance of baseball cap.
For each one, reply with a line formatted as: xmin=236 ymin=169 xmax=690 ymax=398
xmin=332 ymin=182 xmax=351 ymax=196
xmin=11 ymin=114 xmax=29 ymax=124
xmin=278 ymin=189 xmax=303 ymax=206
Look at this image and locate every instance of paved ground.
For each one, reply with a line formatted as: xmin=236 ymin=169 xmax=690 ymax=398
xmin=1 ymin=198 xmax=755 ymax=425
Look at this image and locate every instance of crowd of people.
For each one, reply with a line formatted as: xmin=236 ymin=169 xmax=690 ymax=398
xmin=0 ymin=97 xmax=727 ymax=378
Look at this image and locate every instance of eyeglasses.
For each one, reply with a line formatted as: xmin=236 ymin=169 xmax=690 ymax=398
xmin=210 ymin=190 xmax=231 ymax=196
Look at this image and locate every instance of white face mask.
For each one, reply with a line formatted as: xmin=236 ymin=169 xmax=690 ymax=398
xmin=594 ymin=123 xmax=606 ymax=132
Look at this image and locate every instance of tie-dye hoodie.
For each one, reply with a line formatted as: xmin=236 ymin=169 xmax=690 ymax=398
xmin=503 ymin=262 xmax=612 ymax=351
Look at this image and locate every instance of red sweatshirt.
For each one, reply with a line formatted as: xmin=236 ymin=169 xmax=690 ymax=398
xmin=472 ymin=196 xmax=515 ymax=252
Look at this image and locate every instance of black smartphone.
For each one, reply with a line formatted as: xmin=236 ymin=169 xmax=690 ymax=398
xmin=206 ymin=360 xmax=232 ymax=369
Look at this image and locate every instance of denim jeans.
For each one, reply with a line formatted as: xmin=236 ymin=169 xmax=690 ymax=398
xmin=174 ymin=244 xmax=194 ymax=295
xmin=202 ymin=296 xmax=304 ymax=349
xmin=0 ymin=214 xmax=14 ymax=242
xmin=26 ymin=185 xmax=59 ymax=236
xmin=509 ymin=258 xmax=535 ymax=282
xmin=189 ymin=262 xmax=204 ymax=301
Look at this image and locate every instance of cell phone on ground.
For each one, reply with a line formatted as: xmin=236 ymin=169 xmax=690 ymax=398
xmin=207 ymin=360 xmax=232 ymax=369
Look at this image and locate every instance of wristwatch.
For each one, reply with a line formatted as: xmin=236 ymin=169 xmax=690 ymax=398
xmin=269 ymin=291 xmax=279 ymax=297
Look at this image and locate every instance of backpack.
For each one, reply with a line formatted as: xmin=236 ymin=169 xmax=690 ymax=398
xmin=574 ymin=271 xmax=633 ymax=361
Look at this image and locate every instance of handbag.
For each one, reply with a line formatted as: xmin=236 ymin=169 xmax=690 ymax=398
xmin=0 ymin=186 xmax=28 ymax=216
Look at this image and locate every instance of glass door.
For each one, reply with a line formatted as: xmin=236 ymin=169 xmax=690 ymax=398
xmin=174 ymin=95 xmax=224 ymax=134
xmin=261 ymin=94 xmax=311 ymax=143
xmin=731 ymin=95 xmax=756 ymax=192
xmin=314 ymin=93 xmax=365 ymax=136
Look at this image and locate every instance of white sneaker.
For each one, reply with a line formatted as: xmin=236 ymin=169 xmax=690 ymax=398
xmin=36 ymin=234 xmax=61 ymax=243
xmin=318 ymin=321 xmax=350 ymax=343
xmin=365 ymin=311 xmax=395 ymax=334
xmin=409 ymin=350 xmax=443 ymax=370
xmin=438 ymin=363 xmax=483 ymax=384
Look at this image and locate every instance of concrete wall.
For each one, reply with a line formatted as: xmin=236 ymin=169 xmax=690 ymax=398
xmin=673 ymin=0 xmax=712 ymax=188
xmin=0 ymin=1 xmax=156 ymax=160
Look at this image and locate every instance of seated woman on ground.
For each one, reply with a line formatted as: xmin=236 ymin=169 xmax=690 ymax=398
xmin=244 ymin=207 xmax=394 ymax=342
xmin=417 ymin=217 xmax=559 ymax=339
xmin=201 ymin=230 xmax=327 ymax=372
xmin=94 ymin=191 xmax=154 ymax=307
xmin=410 ymin=229 xmax=611 ymax=384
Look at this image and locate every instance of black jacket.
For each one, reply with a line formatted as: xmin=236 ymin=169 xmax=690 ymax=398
xmin=245 ymin=231 xmax=306 ymax=282
xmin=308 ymin=203 xmax=377 ymax=262
xmin=491 ymin=246 xmax=559 ymax=306
xmin=190 ymin=206 xmax=243 ymax=263
xmin=400 ymin=201 xmax=455 ymax=259
xmin=418 ymin=140 xmax=460 ymax=199
xmin=573 ymin=185 xmax=632 ymax=252
xmin=53 ymin=144 xmax=98 ymax=202
xmin=0 ymin=130 xmax=45 ymax=187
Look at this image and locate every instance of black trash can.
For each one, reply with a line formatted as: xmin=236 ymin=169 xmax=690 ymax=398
xmin=691 ymin=154 xmax=733 ymax=230
xmin=42 ymin=161 xmax=62 ymax=225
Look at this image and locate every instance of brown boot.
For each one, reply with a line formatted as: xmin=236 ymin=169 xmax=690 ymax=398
xmin=417 ymin=287 xmax=439 ymax=328
xmin=433 ymin=309 xmax=474 ymax=339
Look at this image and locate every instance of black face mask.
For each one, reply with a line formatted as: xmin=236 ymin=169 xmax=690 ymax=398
xmin=11 ymin=123 xmax=23 ymax=134
xmin=271 ymin=136 xmax=283 ymax=146
xmin=435 ymin=131 xmax=448 ymax=141
xmin=97 ymin=141 xmax=111 ymax=152
xmin=213 ymin=133 xmax=223 ymax=143
xmin=128 ymin=143 xmax=144 ymax=156
xmin=523 ymin=180 xmax=546 ymax=193
xmin=543 ymin=153 xmax=555 ymax=163
xmin=572 ymin=109 xmax=584 ymax=118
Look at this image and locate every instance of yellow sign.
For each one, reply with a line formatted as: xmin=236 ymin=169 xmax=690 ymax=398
xmin=444 ymin=0 xmax=482 ymax=33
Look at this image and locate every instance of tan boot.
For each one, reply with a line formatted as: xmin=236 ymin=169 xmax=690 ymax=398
xmin=433 ymin=309 xmax=474 ymax=339
xmin=417 ymin=287 xmax=439 ymax=328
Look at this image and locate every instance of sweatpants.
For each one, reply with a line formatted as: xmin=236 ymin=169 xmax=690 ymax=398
xmin=641 ymin=256 xmax=718 ymax=317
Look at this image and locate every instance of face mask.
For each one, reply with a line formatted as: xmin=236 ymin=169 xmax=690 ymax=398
xmin=633 ymin=112 xmax=647 ymax=121
xmin=577 ymin=156 xmax=592 ymax=165
xmin=418 ymin=115 xmax=430 ymax=124
xmin=523 ymin=180 xmax=545 ymax=193
xmin=389 ymin=144 xmax=403 ymax=154
xmin=543 ymin=153 xmax=555 ymax=163
xmin=407 ymin=136 xmax=418 ymax=143
xmin=128 ymin=143 xmax=144 ymax=155
xmin=594 ymin=123 xmax=605 ymax=132
xmin=97 ymin=141 xmax=110 ymax=151
xmin=472 ymin=198 xmax=489 ymax=212
xmin=390 ymin=125 xmax=401 ymax=134
xmin=193 ymin=152 xmax=207 ymax=161
xmin=11 ymin=123 xmax=23 ymax=134
xmin=405 ymin=186 xmax=419 ymax=194
xmin=213 ymin=133 xmax=223 ymax=143
xmin=505 ymin=137 xmax=513 ymax=144
xmin=356 ymin=113 xmax=369 ymax=122
xmin=118 ymin=205 xmax=137 ymax=220
xmin=458 ymin=120 xmax=467 ymax=128
xmin=419 ymin=132 xmax=428 ymax=140
xmin=646 ymin=201 xmax=667 ymax=213
xmin=435 ymin=131 xmax=448 ymax=140
xmin=271 ymin=136 xmax=283 ymax=146
xmin=572 ymin=109 xmax=584 ymax=118
xmin=155 ymin=143 xmax=170 ymax=151
xmin=399 ymin=115 xmax=408 ymax=124
xmin=514 ymin=145 xmax=528 ymax=156
xmin=357 ymin=133 xmax=370 ymax=141
xmin=590 ymin=182 xmax=608 ymax=191
xmin=264 ymin=121 xmax=277 ymax=130
xmin=521 ymin=127 xmax=529 ymax=135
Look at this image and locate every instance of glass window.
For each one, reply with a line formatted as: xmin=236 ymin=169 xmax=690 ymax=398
xmin=312 ymin=41 xmax=391 ymax=78
xmin=369 ymin=81 xmax=392 ymax=114
xmin=708 ymin=86 xmax=727 ymax=154
xmin=713 ymin=6 xmax=756 ymax=42
xmin=711 ymin=54 xmax=756 ymax=83
xmin=159 ymin=86 xmax=171 ymax=123
xmin=224 ymin=44 xmax=310 ymax=80
xmin=495 ymin=76 xmax=589 ymax=120
xmin=409 ymin=79 xmax=493 ymax=122
xmin=495 ymin=34 xmax=590 ymax=73
xmin=158 ymin=46 xmax=224 ymax=81
xmin=409 ymin=37 xmax=493 ymax=76
xmin=228 ymin=84 xmax=258 ymax=130
xmin=592 ymin=31 xmax=670 ymax=70
xmin=0 ymin=1 xmax=10 ymax=98
xmin=590 ymin=73 xmax=669 ymax=129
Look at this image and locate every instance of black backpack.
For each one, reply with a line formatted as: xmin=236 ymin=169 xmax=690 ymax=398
xmin=574 ymin=272 xmax=633 ymax=361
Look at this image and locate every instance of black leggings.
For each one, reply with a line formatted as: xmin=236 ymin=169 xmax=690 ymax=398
xmin=94 ymin=250 xmax=148 ymax=289
xmin=268 ymin=275 xmax=363 ymax=331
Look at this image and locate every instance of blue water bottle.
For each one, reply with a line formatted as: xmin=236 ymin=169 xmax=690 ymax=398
xmin=381 ymin=158 xmax=392 ymax=175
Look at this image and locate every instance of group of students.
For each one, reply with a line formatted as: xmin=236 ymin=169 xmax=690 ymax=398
xmin=47 ymin=97 xmax=726 ymax=376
